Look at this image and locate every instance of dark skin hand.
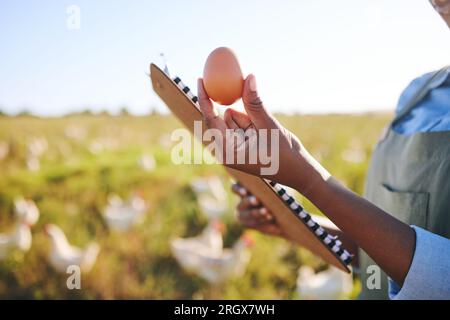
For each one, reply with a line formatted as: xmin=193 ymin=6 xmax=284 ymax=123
xmin=232 ymin=182 xmax=284 ymax=237
xmin=198 ymin=75 xmax=415 ymax=286
xmin=231 ymin=183 xmax=360 ymax=267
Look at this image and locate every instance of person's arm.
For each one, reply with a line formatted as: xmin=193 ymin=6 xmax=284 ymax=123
xmin=303 ymin=177 xmax=415 ymax=286
xmin=198 ymin=75 xmax=414 ymax=286
xmin=231 ymin=183 xmax=360 ymax=267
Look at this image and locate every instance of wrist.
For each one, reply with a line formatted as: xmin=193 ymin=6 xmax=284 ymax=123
xmin=296 ymin=170 xmax=330 ymax=200
xmin=293 ymin=151 xmax=331 ymax=199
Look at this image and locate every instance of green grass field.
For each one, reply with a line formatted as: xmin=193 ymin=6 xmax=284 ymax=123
xmin=0 ymin=112 xmax=391 ymax=299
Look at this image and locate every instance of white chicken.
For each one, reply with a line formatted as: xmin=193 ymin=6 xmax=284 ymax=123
xmin=25 ymin=137 xmax=47 ymax=172
xmin=64 ymin=125 xmax=87 ymax=141
xmin=137 ymin=154 xmax=156 ymax=172
xmin=197 ymin=194 xmax=228 ymax=220
xmin=171 ymin=220 xmax=225 ymax=271
xmin=194 ymin=235 xmax=253 ymax=284
xmin=296 ymin=265 xmax=353 ymax=300
xmin=26 ymin=156 xmax=40 ymax=172
xmin=0 ymin=223 xmax=32 ymax=260
xmin=27 ymin=137 xmax=48 ymax=158
xmin=14 ymin=197 xmax=39 ymax=226
xmin=341 ymin=148 xmax=365 ymax=164
xmin=190 ymin=176 xmax=227 ymax=203
xmin=44 ymin=224 xmax=100 ymax=273
xmin=89 ymin=137 xmax=118 ymax=155
xmin=191 ymin=176 xmax=228 ymax=219
xmin=102 ymin=194 xmax=147 ymax=232
xmin=0 ymin=141 xmax=9 ymax=160
xmin=171 ymin=223 xmax=253 ymax=284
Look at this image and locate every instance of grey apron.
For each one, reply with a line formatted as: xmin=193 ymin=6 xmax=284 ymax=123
xmin=359 ymin=66 xmax=450 ymax=300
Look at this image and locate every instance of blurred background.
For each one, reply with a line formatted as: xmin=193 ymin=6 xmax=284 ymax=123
xmin=0 ymin=0 xmax=448 ymax=299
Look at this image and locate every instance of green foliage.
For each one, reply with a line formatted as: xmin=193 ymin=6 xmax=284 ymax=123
xmin=0 ymin=113 xmax=391 ymax=299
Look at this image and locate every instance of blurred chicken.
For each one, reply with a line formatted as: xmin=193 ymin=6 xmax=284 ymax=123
xmin=89 ymin=137 xmax=118 ymax=155
xmin=341 ymin=148 xmax=365 ymax=164
xmin=197 ymin=194 xmax=228 ymax=220
xmin=171 ymin=220 xmax=225 ymax=271
xmin=138 ymin=154 xmax=156 ymax=172
xmin=191 ymin=176 xmax=228 ymax=219
xmin=14 ymin=197 xmax=39 ymax=226
xmin=0 ymin=223 xmax=32 ymax=259
xmin=0 ymin=141 xmax=9 ymax=160
xmin=26 ymin=156 xmax=40 ymax=172
xmin=64 ymin=125 xmax=87 ymax=141
xmin=296 ymin=266 xmax=353 ymax=300
xmin=103 ymin=193 xmax=147 ymax=232
xmin=44 ymin=224 xmax=99 ymax=273
xmin=171 ymin=225 xmax=253 ymax=284
xmin=188 ymin=235 xmax=253 ymax=284
xmin=0 ymin=197 xmax=38 ymax=259
xmin=27 ymin=137 xmax=48 ymax=158
xmin=190 ymin=176 xmax=227 ymax=203
xmin=25 ymin=137 xmax=47 ymax=172
xmin=89 ymin=141 xmax=104 ymax=155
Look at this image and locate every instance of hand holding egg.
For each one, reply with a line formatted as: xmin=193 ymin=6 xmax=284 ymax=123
xmin=198 ymin=48 xmax=328 ymax=193
xmin=198 ymin=47 xmax=280 ymax=175
xmin=199 ymin=47 xmax=274 ymax=132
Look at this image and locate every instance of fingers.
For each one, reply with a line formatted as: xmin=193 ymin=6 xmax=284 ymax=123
xmin=242 ymin=74 xmax=276 ymax=129
xmin=237 ymin=195 xmax=261 ymax=211
xmin=237 ymin=206 xmax=281 ymax=236
xmin=239 ymin=218 xmax=282 ymax=236
xmin=231 ymin=183 xmax=247 ymax=197
xmin=232 ymin=184 xmax=266 ymax=213
xmin=238 ymin=207 xmax=273 ymax=223
xmin=232 ymin=183 xmax=281 ymax=236
xmin=197 ymin=78 xmax=220 ymax=128
xmin=224 ymin=108 xmax=239 ymax=130
xmin=225 ymin=108 xmax=253 ymax=129
xmin=197 ymin=78 xmax=216 ymax=117
xmin=255 ymin=223 xmax=284 ymax=236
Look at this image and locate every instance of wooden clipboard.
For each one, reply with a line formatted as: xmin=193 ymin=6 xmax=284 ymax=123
xmin=150 ymin=63 xmax=351 ymax=272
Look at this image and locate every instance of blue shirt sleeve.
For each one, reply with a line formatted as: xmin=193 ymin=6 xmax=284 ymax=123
xmin=388 ymin=226 xmax=450 ymax=300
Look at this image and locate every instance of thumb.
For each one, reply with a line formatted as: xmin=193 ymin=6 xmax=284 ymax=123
xmin=242 ymin=74 xmax=275 ymax=129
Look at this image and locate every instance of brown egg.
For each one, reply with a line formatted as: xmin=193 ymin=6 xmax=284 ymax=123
xmin=203 ymin=47 xmax=244 ymax=106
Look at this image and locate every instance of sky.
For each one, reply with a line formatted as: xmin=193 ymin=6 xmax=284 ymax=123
xmin=0 ymin=0 xmax=449 ymax=116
